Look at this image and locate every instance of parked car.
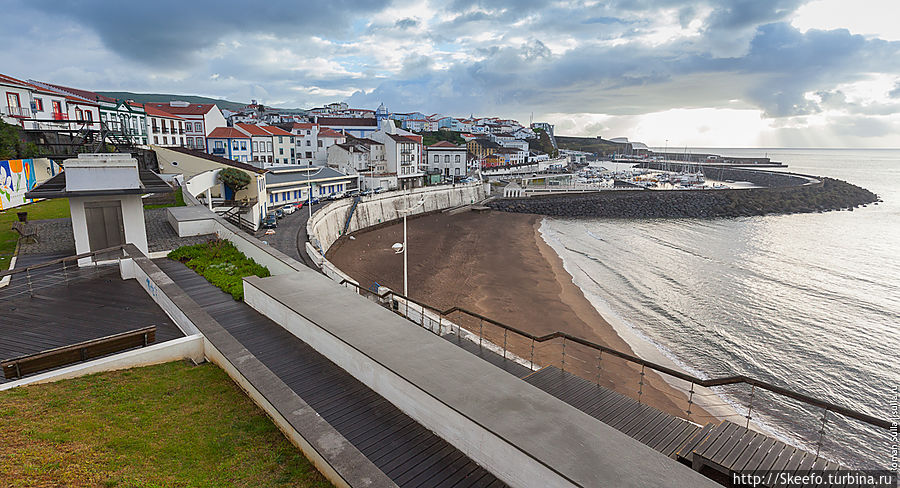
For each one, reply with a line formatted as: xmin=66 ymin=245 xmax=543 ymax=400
xmin=274 ymin=208 xmax=284 ymax=219
xmin=294 ymin=202 xmax=304 ymax=210
xmin=347 ymin=189 xmax=360 ymax=198
xmin=361 ymin=189 xmax=374 ymax=196
xmin=282 ymin=204 xmax=296 ymax=215
xmin=374 ymin=187 xmax=386 ymax=194
xmin=261 ymin=215 xmax=277 ymax=229
xmin=310 ymin=196 xmax=320 ymax=205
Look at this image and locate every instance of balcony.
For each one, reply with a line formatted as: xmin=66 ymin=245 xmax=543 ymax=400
xmin=52 ymin=112 xmax=68 ymax=121
xmin=212 ymin=148 xmax=226 ymax=155
xmin=5 ymin=106 xmax=31 ymax=118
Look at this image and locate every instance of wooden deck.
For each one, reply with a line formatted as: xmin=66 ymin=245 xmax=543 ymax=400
xmin=0 ymin=256 xmax=183 ymax=382
xmin=155 ymin=258 xmax=507 ymax=488
xmin=688 ymin=420 xmax=840 ymax=487
xmin=522 ymin=366 xmax=705 ymax=459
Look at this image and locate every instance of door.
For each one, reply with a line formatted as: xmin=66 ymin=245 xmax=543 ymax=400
xmin=84 ymin=200 xmax=126 ymax=254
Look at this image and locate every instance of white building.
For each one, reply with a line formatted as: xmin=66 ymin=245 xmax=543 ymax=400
xmin=145 ymin=105 xmax=186 ymax=147
xmin=143 ymin=101 xmax=226 ymax=151
xmin=425 ymin=141 xmax=468 ymax=179
xmin=1 ymin=74 xmax=71 ymax=131
xmin=326 ymin=137 xmax=391 ymax=191
xmin=235 ymin=123 xmax=275 ymax=166
xmin=370 ymin=121 xmax=424 ymax=189
xmin=262 ymin=125 xmax=297 ymax=166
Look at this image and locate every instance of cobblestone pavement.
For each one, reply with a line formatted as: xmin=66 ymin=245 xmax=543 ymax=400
xmin=17 ymin=207 xmax=214 ymax=256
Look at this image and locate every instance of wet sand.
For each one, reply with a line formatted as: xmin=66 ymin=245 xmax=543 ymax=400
xmin=327 ymin=210 xmax=711 ymax=420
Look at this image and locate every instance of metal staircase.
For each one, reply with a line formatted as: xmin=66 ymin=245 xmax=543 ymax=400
xmin=342 ymin=196 xmax=361 ymax=235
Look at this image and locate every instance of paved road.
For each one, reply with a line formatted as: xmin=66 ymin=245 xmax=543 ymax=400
xmin=254 ymin=203 xmax=323 ymax=269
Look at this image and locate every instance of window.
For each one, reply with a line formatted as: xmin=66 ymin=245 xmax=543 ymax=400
xmin=51 ymin=100 xmax=62 ymax=115
xmin=75 ymin=108 xmax=83 ymax=120
xmin=195 ymin=122 xmax=203 ymax=132
xmin=318 ymin=140 xmax=323 ymax=148
xmin=267 ymin=141 xmax=272 ymax=151
xmin=306 ymin=130 xmax=311 ymax=135
xmin=444 ymin=155 xmax=450 ymax=163
xmin=306 ymin=140 xmax=311 ymax=146
xmin=305 ymin=152 xmax=312 ymax=158
xmin=433 ymin=155 xmax=439 ymax=163
xmin=253 ymin=141 xmax=258 ymax=152
xmin=6 ymin=92 xmax=20 ymax=110
xmin=455 ymin=154 xmax=460 ymax=163
xmin=240 ymin=141 xmax=247 ymax=151
xmin=33 ymin=98 xmax=43 ymax=111
xmin=278 ymin=136 xmax=283 ymax=143
xmin=215 ymin=140 xmax=224 ymax=149
xmin=154 ymin=136 xmax=159 ymax=144
xmin=279 ymin=148 xmax=283 ymax=155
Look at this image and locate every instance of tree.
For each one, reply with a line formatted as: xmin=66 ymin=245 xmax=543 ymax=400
xmin=218 ymin=167 xmax=251 ymax=193
xmin=0 ymin=121 xmax=40 ymax=160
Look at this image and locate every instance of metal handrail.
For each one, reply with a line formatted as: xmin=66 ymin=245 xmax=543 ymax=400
xmin=0 ymin=244 xmax=127 ymax=279
xmin=338 ymin=279 xmax=891 ymax=430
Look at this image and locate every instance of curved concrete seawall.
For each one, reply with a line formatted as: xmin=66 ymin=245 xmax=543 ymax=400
xmin=306 ymin=183 xmax=486 ymax=279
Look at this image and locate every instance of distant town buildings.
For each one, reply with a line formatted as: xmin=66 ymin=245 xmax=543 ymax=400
xmin=2 ymin=70 xmax=560 ymax=175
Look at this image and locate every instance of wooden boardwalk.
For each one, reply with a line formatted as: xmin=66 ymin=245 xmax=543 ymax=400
xmin=155 ymin=259 xmax=507 ymax=488
xmin=522 ymin=366 xmax=705 ymax=459
xmin=0 ymin=255 xmax=183 ymax=382
xmin=519 ymin=367 xmax=842 ymax=487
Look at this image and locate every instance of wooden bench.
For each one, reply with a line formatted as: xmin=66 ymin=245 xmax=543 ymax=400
xmin=1 ymin=326 xmax=156 ymax=379
xmin=11 ymin=222 xmax=38 ymax=243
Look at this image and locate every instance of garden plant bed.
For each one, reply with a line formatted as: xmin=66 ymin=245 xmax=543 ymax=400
xmin=168 ymin=240 xmax=270 ymax=300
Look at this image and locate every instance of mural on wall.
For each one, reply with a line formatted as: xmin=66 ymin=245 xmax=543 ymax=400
xmin=0 ymin=159 xmax=38 ymax=211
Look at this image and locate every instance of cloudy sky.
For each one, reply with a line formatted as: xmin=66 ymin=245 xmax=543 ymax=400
xmin=3 ymin=0 xmax=899 ymax=147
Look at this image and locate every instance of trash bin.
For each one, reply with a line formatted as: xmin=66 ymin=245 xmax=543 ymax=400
xmin=17 ymin=212 xmax=27 ymax=223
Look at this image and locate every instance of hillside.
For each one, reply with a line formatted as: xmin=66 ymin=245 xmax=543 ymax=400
xmin=555 ymin=135 xmax=624 ymax=156
xmin=95 ymin=92 xmax=307 ymax=114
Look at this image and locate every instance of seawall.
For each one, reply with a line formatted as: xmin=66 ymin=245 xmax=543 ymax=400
xmin=489 ymin=175 xmax=878 ymax=219
xmin=306 ymin=183 xmax=486 ymax=280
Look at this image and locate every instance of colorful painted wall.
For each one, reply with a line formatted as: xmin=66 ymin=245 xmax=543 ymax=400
xmin=0 ymin=158 xmax=55 ymax=210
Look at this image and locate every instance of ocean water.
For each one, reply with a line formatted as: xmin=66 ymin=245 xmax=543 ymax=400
xmin=539 ymin=148 xmax=900 ymax=469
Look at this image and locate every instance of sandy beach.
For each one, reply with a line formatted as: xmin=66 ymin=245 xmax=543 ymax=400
xmin=327 ymin=210 xmax=712 ymax=420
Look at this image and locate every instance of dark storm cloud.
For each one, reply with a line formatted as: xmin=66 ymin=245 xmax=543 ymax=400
xmin=4 ymin=0 xmax=899 ymax=130
xmin=25 ymin=0 xmax=391 ymax=67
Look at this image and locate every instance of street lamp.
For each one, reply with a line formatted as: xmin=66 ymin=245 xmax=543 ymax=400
xmin=392 ymin=194 xmax=427 ymax=297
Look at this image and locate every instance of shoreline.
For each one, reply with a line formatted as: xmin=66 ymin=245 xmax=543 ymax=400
xmin=537 ymin=217 xmax=743 ymax=424
xmin=326 ymin=210 xmax=717 ymax=422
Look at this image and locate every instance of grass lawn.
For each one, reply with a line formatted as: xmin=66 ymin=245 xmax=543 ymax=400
xmin=144 ymin=187 xmax=186 ymax=209
xmin=0 ymin=198 xmax=70 ymax=271
xmin=168 ymin=240 xmax=270 ymax=300
xmin=0 ymin=361 xmax=333 ymax=488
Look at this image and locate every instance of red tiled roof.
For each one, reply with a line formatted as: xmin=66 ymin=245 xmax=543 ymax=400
xmin=31 ymin=80 xmax=116 ymax=102
xmin=290 ymin=122 xmax=316 ymax=130
xmin=235 ymin=123 xmax=271 ymax=136
xmin=0 ymin=75 xmax=69 ymax=97
xmin=145 ymin=102 xmax=217 ymax=115
xmin=208 ymin=127 xmax=250 ymax=139
xmin=428 ymin=141 xmax=462 ymax=148
xmin=261 ymin=125 xmax=294 ymax=137
xmin=318 ymin=128 xmax=345 ymax=138
xmin=317 ymin=117 xmax=377 ymax=127
xmin=145 ymin=105 xmax=184 ymax=119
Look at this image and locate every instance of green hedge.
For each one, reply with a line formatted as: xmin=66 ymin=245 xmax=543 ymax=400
xmin=168 ymin=240 xmax=270 ymax=300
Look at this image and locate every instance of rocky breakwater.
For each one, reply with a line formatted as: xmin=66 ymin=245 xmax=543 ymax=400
xmin=488 ymin=177 xmax=879 ymax=219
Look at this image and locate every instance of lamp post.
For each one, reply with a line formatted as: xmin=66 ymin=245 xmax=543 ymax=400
xmin=393 ymin=193 xmax=427 ymax=297
xmin=307 ymin=163 xmax=313 ymax=218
